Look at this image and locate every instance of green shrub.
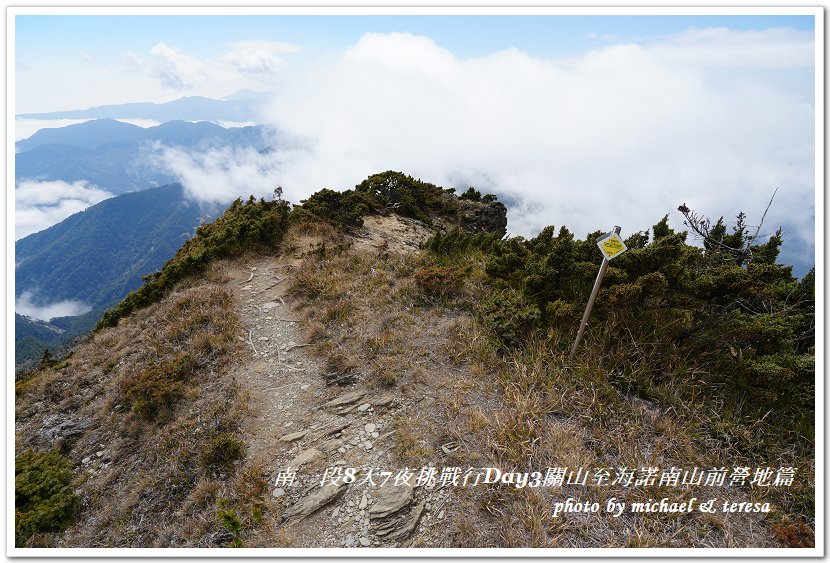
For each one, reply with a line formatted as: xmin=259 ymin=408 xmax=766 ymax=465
xmin=476 ymin=288 xmax=541 ymax=350
xmin=425 ymin=208 xmax=814 ymax=458
xmin=355 ymin=171 xmax=458 ymax=222
xmin=121 ymin=353 xmax=196 ymax=419
xmin=424 ymin=228 xmax=502 ymax=256
xmin=297 ymin=188 xmax=378 ymax=228
xmin=217 ymin=499 xmax=244 ymax=547
xmin=15 ymin=450 xmax=80 ymax=546
xmin=201 ymin=433 xmax=246 ymax=470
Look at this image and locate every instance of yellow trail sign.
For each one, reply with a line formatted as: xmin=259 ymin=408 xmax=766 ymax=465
xmin=597 ymin=233 xmax=628 ymax=260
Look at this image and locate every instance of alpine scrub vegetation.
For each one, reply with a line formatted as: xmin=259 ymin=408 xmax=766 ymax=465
xmin=97 ymin=172 xmax=479 ymax=329
xmin=15 ymin=449 xmax=80 ymax=545
xmin=420 ymin=212 xmax=815 ymax=543
xmin=15 ymin=170 xmax=814 ymax=548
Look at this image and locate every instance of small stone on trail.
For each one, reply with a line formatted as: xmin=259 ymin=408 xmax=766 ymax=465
xmin=357 ymin=403 xmax=370 ymax=412
xmin=359 ymin=537 xmax=371 ymax=547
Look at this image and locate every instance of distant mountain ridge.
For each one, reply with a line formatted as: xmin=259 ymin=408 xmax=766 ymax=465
xmin=16 ymin=119 xmax=272 ymax=194
xmin=17 ymin=93 xmax=267 ymax=123
xmin=16 ymin=118 xmax=268 ymax=152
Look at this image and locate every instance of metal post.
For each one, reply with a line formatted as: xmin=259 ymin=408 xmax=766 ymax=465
xmin=569 ymin=226 xmax=621 ymax=360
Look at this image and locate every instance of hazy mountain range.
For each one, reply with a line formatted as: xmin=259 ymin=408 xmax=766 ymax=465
xmin=15 ymin=101 xmax=277 ymax=367
xmin=16 ymin=118 xmax=271 ymax=194
xmin=17 ymin=91 xmax=269 ymax=123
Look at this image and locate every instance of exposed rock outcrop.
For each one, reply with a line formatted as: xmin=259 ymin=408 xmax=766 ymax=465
xmin=458 ymin=199 xmax=507 ymax=237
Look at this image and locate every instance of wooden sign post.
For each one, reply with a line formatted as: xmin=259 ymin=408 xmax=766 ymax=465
xmin=569 ymin=226 xmax=627 ymax=361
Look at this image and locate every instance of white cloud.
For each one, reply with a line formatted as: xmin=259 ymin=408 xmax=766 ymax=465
xmin=145 ymin=27 xmax=814 ymax=272
xmin=648 ymin=27 xmax=814 ymax=68
xmin=217 ymin=120 xmax=258 ymax=129
xmin=249 ymin=28 xmax=814 ymax=271
xmin=221 ymin=40 xmax=303 ymax=75
xmin=135 ymin=40 xmax=302 ymax=94
xmin=15 ymin=290 xmax=91 ymax=321
xmin=150 ymin=142 xmax=289 ymax=204
xmin=15 ymin=179 xmax=113 ymax=239
xmin=150 ymin=42 xmax=208 ymax=90
xmin=116 ymin=118 xmax=161 ymax=128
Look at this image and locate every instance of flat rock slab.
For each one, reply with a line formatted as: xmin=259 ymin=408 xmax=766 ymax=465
xmin=287 ymin=447 xmax=322 ymax=469
xmin=282 ymin=483 xmax=348 ymax=522
xmin=376 ymin=500 xmax=426 ymax=541
xmin=280 ymin=430 xmax=308 ymax=442
xmin=262 ymin=302 xmax=280 ymax=310
xmin=317 ymin=420 xmax=351 ymax=437
xmin=40 ymin=416 xmax=93 ymax=440
xmin=369 ymin=483 xmax=414 ymax=520
xmin=372 ymin=395 xmax=398 ymax=408
xmin=321 ymin=390 xmax=366 ymax=409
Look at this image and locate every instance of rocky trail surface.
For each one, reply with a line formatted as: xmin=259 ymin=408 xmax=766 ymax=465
xmin=230 ymin=219 xmax=462 ymax=548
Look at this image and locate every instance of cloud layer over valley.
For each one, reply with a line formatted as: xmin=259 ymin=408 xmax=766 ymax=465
xmin=15 ymin=290 xmax=92 ymax=321
xmin=15 ymin=180 xmax=114 ymax=240
xmin=135 ymin=27 xmax=818 ymax=273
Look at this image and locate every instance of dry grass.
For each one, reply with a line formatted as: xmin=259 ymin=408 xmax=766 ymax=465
xmin=15 ymin=282 xmax=259 ymax=547
xmin=432 ymin=320 xmax=789 ymax=548
xmin=18 ymin=213 xmax=808 ymax=549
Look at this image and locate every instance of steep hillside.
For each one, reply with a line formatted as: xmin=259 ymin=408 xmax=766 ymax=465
xmin=15 ymin=172 xmax=815 ymax=550
xmin=15 ymin=184 xmax=223 ymax=367
xmin=16 ymin=184 xmax=220 ymax=310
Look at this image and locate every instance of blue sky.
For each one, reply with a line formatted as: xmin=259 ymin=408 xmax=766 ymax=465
xmin=13 ymin=11 xmax=819 ymax=275
xmin=16 ymin=13 xmax=815 ymax=110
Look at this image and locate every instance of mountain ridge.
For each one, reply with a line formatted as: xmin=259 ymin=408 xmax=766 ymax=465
xmin=14 ymin=171 xmax=815 ymax=549
xmin=15 ymin=183 xmax=223 ymax=367
xmin=17 ymin=94 xmax=265 ymax=123
xmin=15 ymin=119 xmax=271 ymax=195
